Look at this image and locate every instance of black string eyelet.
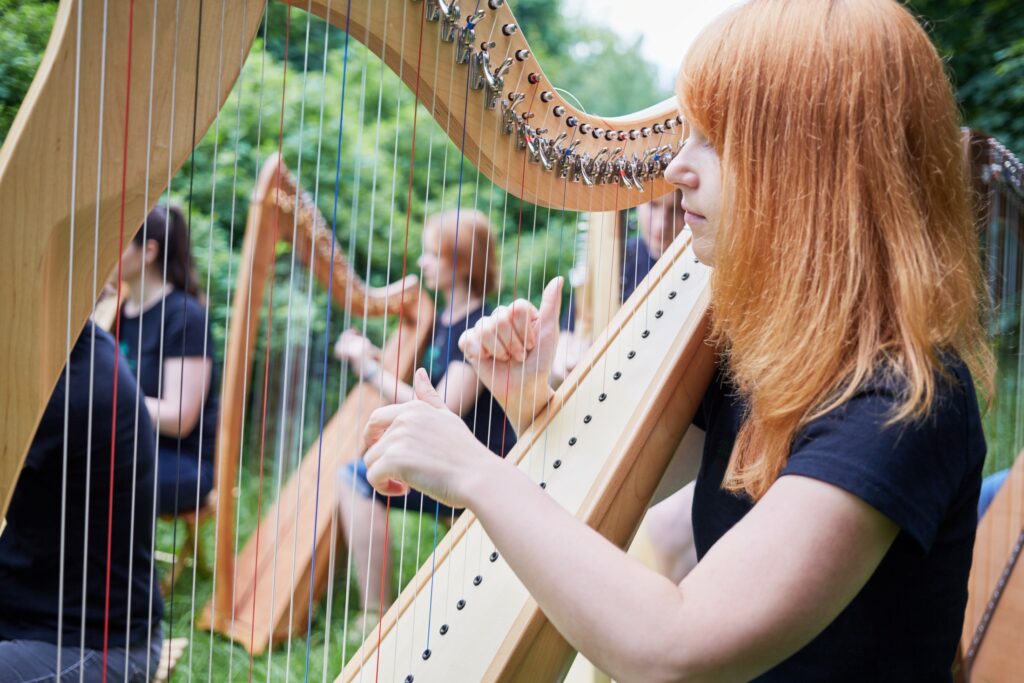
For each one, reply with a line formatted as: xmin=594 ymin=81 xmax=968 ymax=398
xmin=598 ymin=392 xmax=607 ymax=402
xmin=655 ymin=310 xmax=663 ymax=319
xmin=627 ymin=350 xmax=636 ymax=359
xmin=490 ymin=551 xmax=499 ymax=562
xmin=540 ymin=481 xmax=547 ymax=489
xmin=613 ymin=371 xmax=622 ymax=380
xmin=642 ymin=330 xmax=650 ymax=338
xmin=553 ymin=459 xmax=562 ymax=468
xmin=568 ymin=437 xmax=577 ymax=446
xmin=457 ymin=599 xmax=466 ymax=610
xmin=474 ymin=575 xmax=483 ymax=586
xmin=422 ymin=649 xmax=432 ymax=660
xmin=668 ymin=291 xmax=677 ymax=299
xmin=406 ymin=676 xmax=414 ymax=683
xmin=583 ymin=414 xmax=592 ymax=423
xmin=681 ymin=272 xmax=690 ymax=281
xmin=440 ymin=624 xmax=449 ymax=635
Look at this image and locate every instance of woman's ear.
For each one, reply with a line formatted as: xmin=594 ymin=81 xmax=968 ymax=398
xmin=143 ymin=239 xmax=160 ymax=266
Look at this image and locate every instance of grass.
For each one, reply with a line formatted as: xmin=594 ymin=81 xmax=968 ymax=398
xmin=155 ymin=452 xmax=447 ymax=683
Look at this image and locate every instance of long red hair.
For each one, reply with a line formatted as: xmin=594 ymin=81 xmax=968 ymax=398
xmin=678 ymin=0 xmax=993 ymax=499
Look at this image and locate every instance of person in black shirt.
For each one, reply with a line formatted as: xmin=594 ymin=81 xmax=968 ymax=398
xmin=553 ymin=189 xmax=686 ymax=386
xmin=0 ymin=321 xmax=163 ymax=682
xmin=352 ymin=2 xmax=994 ymax=681
xmin=333 ymin=209 xmax=514 ymax=615
xmin=117 ymin=204 xmax=219 ymax=515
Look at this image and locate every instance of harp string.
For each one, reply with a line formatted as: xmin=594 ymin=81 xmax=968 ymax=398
xmin=79 ymin=0 xmax=111 ymax=673
xmin=148 ymin=3 xmax=183 ymax=680
xmin=267 ymin=3 xmax=316 ymax=679
xmin=310 ymin=6 xmax=345 ymax=677
xmin=247 ymin=4 xmax=294 ymax=680
xmin=223 ymin=7 xmax=273 ymax=680
xmin=185 ymin=1 xmax=230 ymax=675
xmin=338 ymin=0 xmax=370 ymax=661
xmin=287 ymin=2 xmax=342 ymax=678
xmin=56 ymin=0 xmax=86 ymax=674
xmin=386 ymin=3 xmax=432 ymax=677
xmin=123 ymin=0 xmax=162 ymax=675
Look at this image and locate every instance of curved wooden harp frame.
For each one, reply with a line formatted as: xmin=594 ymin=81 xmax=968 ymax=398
xmin=0 ymin=1 xmax=714 ymax=681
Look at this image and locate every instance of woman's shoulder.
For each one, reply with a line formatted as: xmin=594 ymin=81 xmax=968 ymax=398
xmin=163 ymin=288 xmax=209 ymax=323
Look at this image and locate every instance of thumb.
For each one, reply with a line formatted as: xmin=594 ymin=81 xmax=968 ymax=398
xmin=413 ymin=368 xmax=446 ymax=409
xmin=538 ymin=276 xmax=564 ymax=335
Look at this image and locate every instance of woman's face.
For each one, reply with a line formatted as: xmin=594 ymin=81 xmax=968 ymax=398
xmin=664 ymin=123 xmax=722 ymax=265
xmin=417 ymin=225 xmax=455 ymax=292
xmin=637 ymin=191 xmax=686 ymax=259
xmin=120 ymin=240 xmax=149 ymax=281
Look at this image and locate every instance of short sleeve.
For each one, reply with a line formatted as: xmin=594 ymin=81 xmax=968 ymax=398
xmin=780 ymin=374 xmax=980 ymax=553
xmin=161 ymin=294 xmax=212 ymax=359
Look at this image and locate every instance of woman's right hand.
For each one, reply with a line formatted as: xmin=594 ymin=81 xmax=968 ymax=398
xmin=458 ymin=277 xmax=563 ymax=431
xmin=334 ymin=329 xmax=381 ymax=374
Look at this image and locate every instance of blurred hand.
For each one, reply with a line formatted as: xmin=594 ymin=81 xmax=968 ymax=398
xmin=551 ymin=330 xmax=591 ymax=387
xmin=362 ymin=369 xmax=497 ymax=508
xmin=458 ymin=277 xmax=563 ymax=412
xmin=334 ymin=329 xmax=381 ymax=374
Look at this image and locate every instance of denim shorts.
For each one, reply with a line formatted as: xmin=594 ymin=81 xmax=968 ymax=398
xmin=339 ymin=459 xmax=461 ymax=520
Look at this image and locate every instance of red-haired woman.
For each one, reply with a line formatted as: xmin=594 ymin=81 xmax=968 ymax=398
xmin=355 ymin=1 xmax=992 ymax=680
xmin=334 ymin=209 xmax=515 ymax=617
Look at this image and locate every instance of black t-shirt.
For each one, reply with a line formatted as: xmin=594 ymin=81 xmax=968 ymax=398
xmin=563 ymin=236 xmax=657 ymax=330
xmin=118 ymin=289 xmax=219 ymax=460
xmin=0 ymin=322 xmax=163 ymax=649
xmin=691 ymin=359 xmax=984 ymax=681
xmin=422 ymin=306 xmax=516 ymax=456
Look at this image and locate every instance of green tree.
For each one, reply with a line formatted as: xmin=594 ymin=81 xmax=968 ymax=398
xmin=0 ymin=0 xmax=58 ymax=138
xmin=908 ymin=0 xmax=1024 ymax=150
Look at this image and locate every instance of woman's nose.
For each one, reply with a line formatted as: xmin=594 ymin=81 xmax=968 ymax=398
xmin=665 ymin=149 xmax=699 ymax=190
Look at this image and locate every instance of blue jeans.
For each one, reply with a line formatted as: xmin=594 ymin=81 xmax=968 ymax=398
xmin=339 ymin=460 xmax=461 ymax=520
xmin=0 ymin=629 xmax=161 ymax=683
xmin=978 ymin=468 xmax=1011 ymax=520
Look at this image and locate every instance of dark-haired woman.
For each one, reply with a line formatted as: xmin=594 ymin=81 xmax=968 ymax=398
xmin=118 ymin=204 xmax=219 ymax=516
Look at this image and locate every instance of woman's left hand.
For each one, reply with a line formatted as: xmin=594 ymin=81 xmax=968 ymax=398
xmin=361 ymin=368 xmax=501 ymax=508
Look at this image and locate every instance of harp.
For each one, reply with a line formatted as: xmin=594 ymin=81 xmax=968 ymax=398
xmin=0 ymin=0 xmax=712 ymax=680
xmin=194 ymin=153 xmax=435 ymax=653
xmin=959 ymin=132 xmax=1024 ymax=682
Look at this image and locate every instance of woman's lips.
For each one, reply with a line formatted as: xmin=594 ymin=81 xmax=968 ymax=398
xmin=684 ymin=211 xmax=706 ymax=223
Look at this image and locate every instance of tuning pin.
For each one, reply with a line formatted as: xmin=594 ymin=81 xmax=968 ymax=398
xmin=553 ymin=105 xmax=566 ymax=117
xmin=488 ymin=0 xmax=504 ymax=8
xmin=527 ymin=72 xmax=541 ymax=85
xmin=515 ymin=49 xmax=530 ymax=61
xmin=502 ymin=23 xmax=518 ymax=36
xmin=540 ymin=91 xmax=554 ymax=102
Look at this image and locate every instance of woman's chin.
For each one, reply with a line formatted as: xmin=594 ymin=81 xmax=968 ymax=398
xmin=692 ymin=239 xmax=716 ymax=267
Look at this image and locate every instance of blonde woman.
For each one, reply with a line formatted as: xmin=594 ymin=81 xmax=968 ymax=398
xmin=357 ymin=1 xmax=991 ymax=680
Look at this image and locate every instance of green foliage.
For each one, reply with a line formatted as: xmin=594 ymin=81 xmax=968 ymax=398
xmin=0 ymin=0 xmax=58 ymax=138
xmin=908 ymin=0 xmax=1024 ymax=151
